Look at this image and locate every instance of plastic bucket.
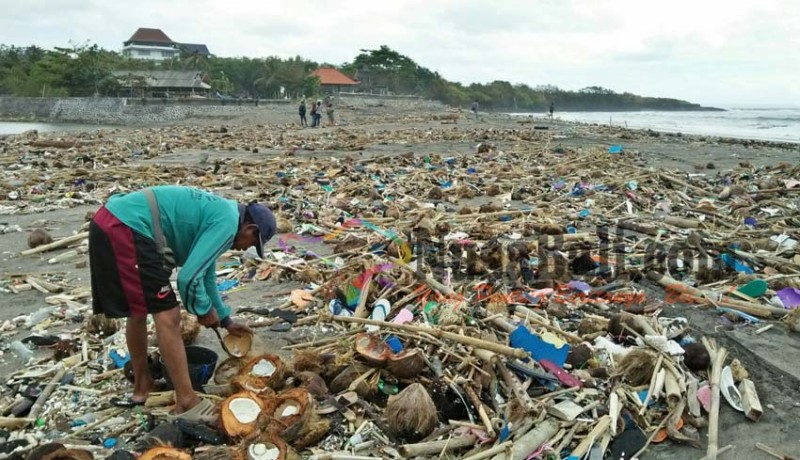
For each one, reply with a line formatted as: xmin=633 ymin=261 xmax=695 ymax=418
xmin=162 ymin=346 xmax=218 ymax=392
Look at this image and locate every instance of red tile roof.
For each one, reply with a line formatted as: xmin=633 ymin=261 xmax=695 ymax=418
xmin=126 ymin=28 xmax=174 ymax=45
xmin=311 ymin=67 xmax=358 ymax=86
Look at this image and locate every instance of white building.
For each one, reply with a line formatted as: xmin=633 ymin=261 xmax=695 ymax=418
xmin=122 ymin=28 xmax=179 ymax=61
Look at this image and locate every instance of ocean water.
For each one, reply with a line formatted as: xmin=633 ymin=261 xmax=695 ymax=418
xmin=0 ymin=121 xmax=107 ymax=136
xmin=510 ymin=108 xmax=800 ymax=143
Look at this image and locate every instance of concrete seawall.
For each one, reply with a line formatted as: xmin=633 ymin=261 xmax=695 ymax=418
xmin=0 ymin=95 xmax=444 ymax=125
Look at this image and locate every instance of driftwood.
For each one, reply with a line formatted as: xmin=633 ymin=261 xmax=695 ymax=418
xmin=20 ymin=231 xmax=89 ymax=256
xmin=28 ymin=366 xmax=67 ymax=425
xmin=332 ymin=316 xmax=528 ymax=359
xmin=703 ymin=338 xmax=728 ymax=460
xmin=399 ymin=435 xmax=478 ymax=458
xmin=490 ymin=419 xmax=558 ymax=460
xmin=738 ymin=379 xmax=763 ymax=422
xmin=647 ymin=272 xmax=787 ymax=317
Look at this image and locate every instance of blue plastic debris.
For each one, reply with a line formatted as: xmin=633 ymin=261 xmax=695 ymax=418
xmin=509 ymin=325 xmax=570 ymax=367
xmin=217 ymin=279 xmax=239 ymax=292
xmin=609 ymin=145 xmax=624 ymax=154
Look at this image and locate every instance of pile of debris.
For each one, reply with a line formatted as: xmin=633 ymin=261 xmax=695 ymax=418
xmin=0 ymin=124 xmax=798 ymax=459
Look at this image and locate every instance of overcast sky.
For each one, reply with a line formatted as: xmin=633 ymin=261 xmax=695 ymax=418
xmin=1 ymin=0 xmax=798 ymax=107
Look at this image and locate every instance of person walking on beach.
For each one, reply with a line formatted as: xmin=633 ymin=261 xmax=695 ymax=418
xmin=549 ymin=102 xmax=555 ymax=118
xmin=310 ymin=101 xmax=318 ymax=127
xmin=90 ymin=186 xmax=276 ymax=422
xmin=471 ymin=100 xmax=479 ymax=120
xmin=299 ymin=99 xmax=308 ymax=127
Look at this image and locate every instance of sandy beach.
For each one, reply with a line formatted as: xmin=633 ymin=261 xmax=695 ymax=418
xmin=0 ymin=103 xmax=798 ymax=459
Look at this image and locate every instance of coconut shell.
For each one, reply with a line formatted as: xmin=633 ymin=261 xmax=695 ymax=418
xmin=139 ymin=447 xmax=192 ymax=460
xmin=385 ymin=383 xmax=438 ymax=442
xmin=220 ymin=391 xmax=266 ymax=438
xmin=354 ymin=333 xmax=391 ymax=367
xmin=387 ymin=349 xmax=426 ymax=379
xmin=38 ymin=447 xmax=94 ymax=460
xmin=292 ymin=410 xmax=331 ymax=449
xmin=223 ymin=332 xmax=253 ymax=358
xmin=265 ymin=388 xmax=312 ymax=442
xmin=232 ymin=354 xmax=285 ymax=394
xmin=276 ymin=218 xmax=294 ymax=234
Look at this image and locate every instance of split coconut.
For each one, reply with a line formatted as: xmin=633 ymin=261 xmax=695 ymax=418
xmin=223 ymin=332 xmax=253 ymax=358
xmin=139 ymin=447 xmax=192 ymax=460
xmin=354 ymin=333 xmax=391 ymax=367
xmin=232 ymin=354 xmax=284 ymax=394
xmin=237 ymin=431 xmax=299 ymax=460
xmin=264 ymin=388 xmax=312 ymax=442
xmin=220 ymin=391 xmax=266 ymax=438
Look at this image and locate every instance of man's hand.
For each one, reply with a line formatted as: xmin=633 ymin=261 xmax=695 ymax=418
xmin=197 ymin=309 xmax=220 ymax=328
xmin=225 ymin=322 xmax=252 ymax=337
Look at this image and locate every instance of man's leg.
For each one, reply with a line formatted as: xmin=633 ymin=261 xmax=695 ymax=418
xmin=127 ymin=315 xmax=153 ymax=402
xmin=153 ymin=307 xmax=199 ymax=413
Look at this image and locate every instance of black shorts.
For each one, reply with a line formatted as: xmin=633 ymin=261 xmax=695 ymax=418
xmin=89 ymin=206 xmax=178 ymax=318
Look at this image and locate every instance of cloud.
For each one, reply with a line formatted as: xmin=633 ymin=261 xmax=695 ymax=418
xmin=0 ymin=0 xmax=797 ymax=105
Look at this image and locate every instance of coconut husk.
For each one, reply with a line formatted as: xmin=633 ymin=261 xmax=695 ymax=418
xmin=683 ymin=342 xmax=711 ymax=373
xmin=292 ymin=409 xmax=332 ymax=449
xmin=215 ymin=357 xmax=245 ymax=385
xmin=264 ymin=388 xmax=312 ymax=442
xmin=385 ymin=383 xmax=438 ymax=442
xmin=292 ymin=349 xmax=323 ymax=374
xmin=25 ymin=442 xmax=65 ymax=460
xmin=180 ymin=310 xmax=200 ymax=345
xmin=223 ymin=333 xmax=253 ymax=359
xmin=386 ymin=349 xmax=427 ymax=379
xmin=784 ymin=307 xmax=800 ymax=332
xmin=615 ymin=349 xmax=658 ymax=386
xmin=220 ymin=391 xmax=266 ymax=438
xmin=354 ymin=333 xmax=391 ymax=367
xmin=193 ymin=446 xmax=242 ymax=460
xmin=276 ymin=218 xmax=293 ymax=234
xmin=296 ymin=267 xmax=323 ymax=284
xmin=85 ymin=313 xmax=121 ymax=337
xmin=28 ymin=228 xmax=53 ymax=249
xmin=232 ymin=355 xmax=285 ymax=394
xmin=329 ymin=365 xmax=369 ymax=394
xmin=139 ymin=447 xmax=192 ymax=460
xmin=295 ymin=371 xmax=329 ymax=399
xmin=578 ymin=317 xmax=608 ymax=336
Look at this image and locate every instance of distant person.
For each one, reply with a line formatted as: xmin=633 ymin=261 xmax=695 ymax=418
xmin=315 ymin=100 xmax=324 ymax=127
xmin=310 ymin=102 xmax=318 ymax=128
xmin=299 ymin=100 xmax=308 ymax=127
xmin=549 ymin=102 xmax=555 ymax=118
xmin=471 ymin=100 xmax=479 ymax=120
xmin=325 ymin=97 xmax=335 ymax=126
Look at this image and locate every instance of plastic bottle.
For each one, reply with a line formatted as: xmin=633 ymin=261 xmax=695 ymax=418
xmin=9 ymin=341 xmax=34 ymax=363
xmin=24 ymin=306 xmax=56 ymax=328
xmin=71 ymin=413 xmax=98 ymax=427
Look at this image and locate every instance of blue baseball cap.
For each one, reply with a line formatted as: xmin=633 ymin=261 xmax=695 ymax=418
xmin=238 ymin=202 xmax=276 ymax=258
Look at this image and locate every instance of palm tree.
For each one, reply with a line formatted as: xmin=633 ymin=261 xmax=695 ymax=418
xmin=253 ymin=57 xmax=283 ymax=99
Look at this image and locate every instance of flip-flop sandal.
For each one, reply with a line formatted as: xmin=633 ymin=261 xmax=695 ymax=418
xmin=110 ymin=395 xmax=146 ymax=408
xmin=166 ymin=398 xmax=217 ymax=424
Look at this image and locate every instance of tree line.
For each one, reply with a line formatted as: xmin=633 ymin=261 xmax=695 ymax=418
xmin=0 ymin=42 xmax=717 ymax=111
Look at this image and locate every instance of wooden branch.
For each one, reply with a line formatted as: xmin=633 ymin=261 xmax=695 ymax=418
xmin=20 ymin=231 xmax=89 ymax=256
xmin=491 ymin=419 xmax=558 ymax=460
xmin=28 ymin=366 xmax=67 ymax=424
xmin=331 ymin=316 xmax=528 ymax=358
xmin=703 ymin=337 xmax=728 ymax=460
xmin=399 ymin=435 xmax=478 ymax=458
